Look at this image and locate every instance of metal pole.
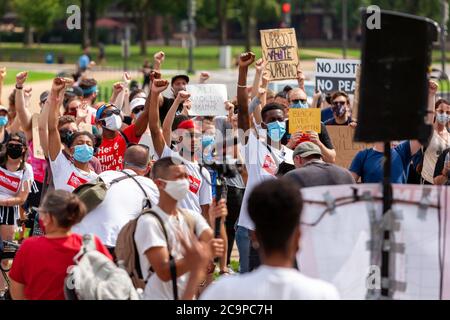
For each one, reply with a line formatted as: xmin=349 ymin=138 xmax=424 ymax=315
xmin=187 ymin=0 xmax=196 ymax=74
xmin=342 ymin=0 xmax=348 ymax=59
xmin=441 ymin=0 xmax=449 ymax=79
xmin=381 ymin=142 xmax=392 ymax=299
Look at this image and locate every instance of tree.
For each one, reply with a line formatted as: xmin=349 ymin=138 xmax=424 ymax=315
xmin=217 ymin=0 xmax=228 ymax=45
xmin=12 ymin=0 xmax=63 ymax=46
xmin=88 ymin=0 xmax=110 ymax=47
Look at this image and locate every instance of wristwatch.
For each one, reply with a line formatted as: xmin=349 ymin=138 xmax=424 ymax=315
xmin=15 ymin=84 xmax=23 ymax=90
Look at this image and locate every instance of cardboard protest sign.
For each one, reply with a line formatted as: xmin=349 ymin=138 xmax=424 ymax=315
xmin=186 ymin=84 xmax=228 ymax=116
xmin=260 ymin=28 xmax=299 ymax=81
xmin=352 ymin=65 xmax=361 ymax=120
xmin=315 ymin=59 xmax=361 ymax=94
xmin=289 ymin=109 xmax=321 ymax=134
xmin=326 ymin=125 xmax=370 ymax=169
xmin=31 ymin=114 xmax=45 ymax=160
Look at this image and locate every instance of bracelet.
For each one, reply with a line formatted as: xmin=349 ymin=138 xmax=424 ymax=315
xmin=15 ymin=85 xmax=23 ymax=90
xmin=237 ymin=84 xmax=247 ymax=88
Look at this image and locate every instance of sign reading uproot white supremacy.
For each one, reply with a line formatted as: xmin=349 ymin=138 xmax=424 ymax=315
xmin=186 ymin=84 xmax=228 ymax=116
xmin=315 ymin=59 xmax=361 ymax=94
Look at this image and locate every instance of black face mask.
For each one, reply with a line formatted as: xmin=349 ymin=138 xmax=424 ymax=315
xmin=7 ymin=144 xmax=24 ymax=159
xmin=59 ymin=128 xmax=74 ymax=147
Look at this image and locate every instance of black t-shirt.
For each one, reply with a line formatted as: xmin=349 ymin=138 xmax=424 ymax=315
xmin=433 ymin=148 xmax=450 ymax=181
xmin=160 ymin=97 xmax=184 ymax=124
xmin=282 ymin=121 xmax=334 ymax=150
xmin=324 ymin=117 xmax=353 ymax=126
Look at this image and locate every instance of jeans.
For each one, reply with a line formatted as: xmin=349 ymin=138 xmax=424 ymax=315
xmin=235 ymin=225 xmax=250 ymax=273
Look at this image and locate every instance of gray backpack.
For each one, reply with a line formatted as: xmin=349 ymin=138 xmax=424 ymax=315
xmin=64 ymin=234 xmax=140 ymax=300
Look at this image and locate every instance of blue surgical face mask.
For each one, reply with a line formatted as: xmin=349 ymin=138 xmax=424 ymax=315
xmin=73 ymin=144 xmax=94 ymax=163
xmin=290 ymin=101 xmax=308 ymax=109
xmin=202 ymin=135 xmax=215 ymax=149
xmin=436 ymin=112 xmax=449 ymax=124
xmin=266 ymin=121 xmax=286 ymax=142
xmin=0 ymin=116 xmax=8 ymax=127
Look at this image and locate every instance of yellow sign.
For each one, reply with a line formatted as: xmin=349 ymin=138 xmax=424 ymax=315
xmin=260 ymin=28 xmax=299 ymax=81
xmin=289 ymin=109 xmax=321 ymax=134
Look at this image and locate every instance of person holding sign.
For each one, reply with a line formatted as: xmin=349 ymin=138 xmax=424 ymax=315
xmin=323 ymin=91 xmax=357 ymax=127
xmin=284 ymin=88 xmax=336 ymax=163
xmin=235 ymin=52 xmax=294 ymax=272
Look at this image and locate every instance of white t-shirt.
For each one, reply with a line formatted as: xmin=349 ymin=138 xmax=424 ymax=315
xmin=422 ymin=130 xmax=450 ymax=183
xmin=201 ymin=265 xmax=340 ymax=300
xmin=238 ymin=131 xmax=293 ymax=230
xmin=72 ymin=169 xmax=160 ymax=247
xmin=158 ymin=146 xmax=212 ymax=214
xmin=134 ymin=205 xmax=211 ymax=300
xmin=49 ymin=151 xmax=98 ymax=192
xmin=0 ymin=164 xmax=34 ymax=200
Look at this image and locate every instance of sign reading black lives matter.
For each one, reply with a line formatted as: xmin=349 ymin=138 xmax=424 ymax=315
xmin=261 ymin=28 xmax=299 ymax=81
xmin=315 ymin=59 xmax=361 ymax=94
xmin=186 ymin=84 xmax=228 ymax=116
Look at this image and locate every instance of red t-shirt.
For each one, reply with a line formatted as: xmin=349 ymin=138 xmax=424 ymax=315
xmin=96 ymin=124 xmax=140 ymax=172
xmin=9 ymin=233 xmax=112 ymax=300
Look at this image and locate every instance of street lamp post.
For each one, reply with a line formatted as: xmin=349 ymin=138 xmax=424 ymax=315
xmin=187 ymin=0 xmax=196 ymax=74
xmin=440 ymin=0 xmax=449 ymax=82
xmin=342 ymin=0 xmax=348 ymax=59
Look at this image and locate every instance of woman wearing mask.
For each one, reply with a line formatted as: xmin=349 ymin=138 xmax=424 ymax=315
xmin=48 ymin=78 xmax=98 ymax=192
xmin=8 ymin=190 xmax=112 ymax=300
xmin=421 ymin=99 xmax=450 ymax=184
xmin=0 ymin=133 xmax=33 ymax=294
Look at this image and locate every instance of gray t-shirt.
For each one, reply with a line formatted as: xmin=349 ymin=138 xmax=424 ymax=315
xmin=284 ymin=160 xmax=355 ymax=188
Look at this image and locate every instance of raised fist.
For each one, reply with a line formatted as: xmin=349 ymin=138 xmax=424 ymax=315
xmin=152 ymin=79 xmax=169 ymax=93
xmin=16 ymin=71 xmax=28 ymax=86
xmin=239 ymin=52 xmax=256 ymax=68
xmin=177 ymin=90 xmax=191 ymax=100
xmin=154 ymin=51 xmax=165 ymax=64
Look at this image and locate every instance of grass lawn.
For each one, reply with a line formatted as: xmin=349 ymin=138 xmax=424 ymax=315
xmin=0 ymin=43 xmax=361 ymax=71
xmin=2 ymin=68 xmax=56 ymax=86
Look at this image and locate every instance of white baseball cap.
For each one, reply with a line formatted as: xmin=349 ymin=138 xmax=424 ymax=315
xmin=129 ymin=98 xmax=146 ymax=113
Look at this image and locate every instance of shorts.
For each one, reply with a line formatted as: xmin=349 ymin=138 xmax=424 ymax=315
xmin=0 ymin=206 xmax=17 ymax=226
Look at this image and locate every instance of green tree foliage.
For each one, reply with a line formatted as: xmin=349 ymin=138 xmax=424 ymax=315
xmin=12 ymin=0 xmax=63 ymax=45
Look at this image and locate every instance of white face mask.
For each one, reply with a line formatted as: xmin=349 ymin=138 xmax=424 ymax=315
xmin=160 ymin=178 xmax=190 ymax=201
xmin=103 ymin=114 xmax=122 ymax=131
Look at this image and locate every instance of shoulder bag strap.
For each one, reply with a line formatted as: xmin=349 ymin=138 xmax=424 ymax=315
xmin=142 ymin=209 xmax=178 ymax=300
xmin=119 ymin=130 xmax=131 ymax=147
xmin=120 ymin=171 xmax=152 ymax=209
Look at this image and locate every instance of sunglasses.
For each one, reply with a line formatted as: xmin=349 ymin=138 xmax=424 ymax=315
xmin=332 ymin=101 xmax=346 ymax=107
xmin=291 ymin=99 xmax=307 ymax=104
xmin=132 ymin=106 xmax=145 ymax=114
xmin=102 ymin=108 xmax=121 ymax=118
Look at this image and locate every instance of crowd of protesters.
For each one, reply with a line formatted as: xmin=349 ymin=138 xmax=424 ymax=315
xmin=0 ymin=47 xmax=439 ymax=300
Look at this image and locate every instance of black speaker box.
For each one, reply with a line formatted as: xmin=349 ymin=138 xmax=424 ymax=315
xmin=354 ymin=10 xmax=439 ymax=143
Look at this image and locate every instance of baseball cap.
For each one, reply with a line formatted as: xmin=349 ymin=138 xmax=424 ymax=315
xmin=293 ymin=142 xmax=322 ymax=159
xmin=129 ymin=98 xmax=146 ymax=113
xmin=171 ymin=74 xmax=190 ymax=86
xmin=65 ymin=86 xmax=83 ymax=98
xmin=40 ymin=91 xmax=49 ymax=104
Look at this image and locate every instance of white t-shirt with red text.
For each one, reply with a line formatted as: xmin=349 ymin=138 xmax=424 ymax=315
xmin=0 ymin=164 xmax=34 ymax=199
xmin=49 ymin=151 xmax=98 ymax=192
xmin=96 ymin=124 xmax=141 ymax=172
xmin=158 ymin=146 xmax=212 ymax=215
xmin=237 ymin=131 xmax=293 ymax=231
